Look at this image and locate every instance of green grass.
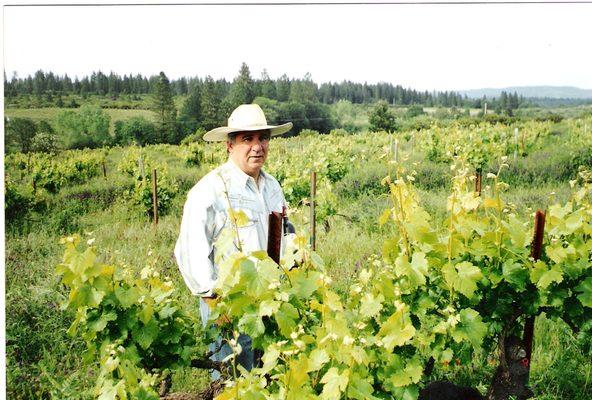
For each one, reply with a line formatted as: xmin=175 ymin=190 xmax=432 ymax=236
xmin=5 ymin=107 xmax=155 ymax=134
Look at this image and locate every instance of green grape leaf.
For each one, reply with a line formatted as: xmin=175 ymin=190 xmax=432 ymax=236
xmin=320 ymin=367 xmax=349 ymax=400
xmin=241 ymin=260 xmax=268 ymax=298
xmin=158 ymin=303 xmax=177 ymax=319
xmin=378 ymin=307 xmax=416 ymax=351
xmin=502 ymin=261 xmax=528 ymax=291
xmin=92 ymin=275 xmax=113 ymax=296
xmin=391 ymin=385 xmax=419 ymax=400
xmin=97 ymin=378 xmax=125 ymax=400
xmin=139 ymin=303 xmax=154 ymax=324
xmin=379 ymin=208 xmax=392 ymax=226
xmin=348 ymin=373 xmax=379 ymax=400
xmin=324 ymin=290 xmax=343 ymax=312
xmin=132 ymin=319 xmax=159 ymax=350
xmin=460 ymin=192 xmax=481 ymax=211
xmin=288 ymin=355 xmax=309 ymax=389
xmin=291 ymin=270 xmax=321 ymax=299
xmin=455 ymin=261 xmax=483 ymax=298
xmin=546 ymin=244 xmax=569 ymax=264
xmin=307 ymin=348 xmax=330 ymax=372
xmin=390 ymin=357 xmax=423 ymax=387
xmin=503 ymin=214 xmax=529 ymax=248
xmin=88 ymin=311 xmax=117 ymax=333
xmin=564 ymin=211 xmax=584 ymax=233
xmin=261 ymin=345 xmax=280 ymax=374
xmin=549 ymin=202 xmax=571 ymax=219
xmin=531 ymin=260 xmax=563 ymax=289
xmin=71 ymin=284 xmax=104 ymax=308
xmin=360 ymin=293 xmax=384 ymax=319
xmin=115 ymin=286 xmax=141 ymax=309
xmin=575 ymin=277 xmax=592 ymax=307
xmin=238 ymin=312 xmax=265 ymax=338
xmin=395 ymin=252 xmax=428 ymax=288
xmin=131 ymin=386 xmax=160 ymax=400
xmin=275 ymin=303 xmax=299 ymax=337
xmin=537 ymin=267 xmax=563 ymax=289
xmin=230 ymin=209 xmax=251 ymax=227
xmin=451 ymin=308 xmax=487 ymax=348
xmin=258 ymin=299 xmax=280 ymax=317
xmin=443 ymin=261 xmax=482 ymax=298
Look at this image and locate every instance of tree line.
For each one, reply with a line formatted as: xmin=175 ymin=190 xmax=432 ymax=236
xmin=4 ymin=64 xmax=530 ymax=153
xmin=4 ymin=65 xmax=522 ymax=109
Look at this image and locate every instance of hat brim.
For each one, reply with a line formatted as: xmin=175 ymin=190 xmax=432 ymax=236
xmin=203 ymin=122 xmax=293 ymax=142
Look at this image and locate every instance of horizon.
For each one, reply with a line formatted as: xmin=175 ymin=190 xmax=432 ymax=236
xmin=5 ymin=68 xmax=592 ymax=94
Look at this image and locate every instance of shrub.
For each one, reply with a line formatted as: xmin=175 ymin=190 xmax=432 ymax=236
xmin=5 ymin=117 xmax=37 ymax=153
xmin=335 ymin=162 xmax=389 ymax=198
xmin=54 ymin=105 xmax=111 ymax=149
xmin=184 ymin=142 xmax=204 ymax=166
xmin=31 ymin=132 xmax=60 ymax=153
xmin=114 ymin=116 xmax=157 ymax=146
xmin=4 ymin=176 xmax=32 ymax=222
xmin=180 ymin=128 xmax=206 ymax=145
xmin=298 ymin=129 xmax=319 ymax=138
xmin=405 ymin=104 xmax=426 ymax=118
xmin=369 ymin=100 xmax=398 ymax=133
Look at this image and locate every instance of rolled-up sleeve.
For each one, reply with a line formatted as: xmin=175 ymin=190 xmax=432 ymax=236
xmin=174 ymin=186 xmax=217 ymax=297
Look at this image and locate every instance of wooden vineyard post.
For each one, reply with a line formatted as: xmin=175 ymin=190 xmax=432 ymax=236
xmin=394 ymin=138 xmax=399 ymax=163
xmin=310 ymin=171 xmax=317 ymax=251
xmin=475 ymin=168 xmax=483 ymax=196
xmin=152 ymin=169 xmax=158 ymax=227
xmin=484 ymin=102 xmax=488 ymax=115
xmin=523 ymin=210 xmax=546 ymax=376
xmin=267 ymin=211 xmax=283 ymax=264
xmin=514 ymin=127 xmax=519 ymax=161
xmin=102 ymin=160 xmax=107 ymax=178
xmin=138 ymin=156 xmax=145 ymax=179
xmin=389 ymin=135 xmax=393 ymax=158
xmin=211 ymin=153 xmax=214 ymax=163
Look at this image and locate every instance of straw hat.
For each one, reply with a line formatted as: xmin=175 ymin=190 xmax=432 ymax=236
xmin=203 ymin=104 xmax=293 ymax=142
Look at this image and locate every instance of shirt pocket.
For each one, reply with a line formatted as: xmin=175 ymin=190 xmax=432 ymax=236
xmin=229 ymin=193 xmax=267 ymax=251
xmin=227 ymin=194 xmax=258 ymax=224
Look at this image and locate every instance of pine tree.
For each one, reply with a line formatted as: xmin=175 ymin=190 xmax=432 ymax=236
xmin=33 ymin=70 xmax=46 ymax=98
xmin=276 ymin=74 xmax=291 ymax=102
xmin=151 ymin=71 xmax=178 ymax=143
xmin=289 ymin=73 xmax=318 ymax=103
xmin=498 ymin=91 xmax=508 ymax=114
xmin=179 ymin=85 xmax=202 ymax=135
xmin=228 ymin=62 xmax=255 ymax=108
xmin=368 ymin=101 xmax=398 ymax=133
xmin=200 ymin=76 xmax=225 ymax=131
xmin=260 ymin=69 xmax=276 ymax=99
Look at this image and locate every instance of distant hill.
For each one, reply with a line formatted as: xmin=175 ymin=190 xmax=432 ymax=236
xmin=458 ymin=86 xmax=592 ymax=99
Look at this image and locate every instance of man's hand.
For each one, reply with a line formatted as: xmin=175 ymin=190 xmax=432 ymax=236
xmin=203 ymin=296 xmax=231 ymax=326
xmin=203 ymin=296 xmax=219 ymax=308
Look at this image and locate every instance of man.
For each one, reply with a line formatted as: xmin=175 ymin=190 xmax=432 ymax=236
xmin=174 ymin=103 xmax=292 ymax=378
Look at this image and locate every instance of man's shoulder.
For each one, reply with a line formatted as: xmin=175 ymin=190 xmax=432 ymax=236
xmin=186 ymin=165 xmax=227 ymax=200
xmin=262 ymin=170 xmax=284 ymax=194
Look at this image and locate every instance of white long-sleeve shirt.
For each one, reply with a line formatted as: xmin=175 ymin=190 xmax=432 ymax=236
xmin=174 ymin=159 xmax=287 ymax=297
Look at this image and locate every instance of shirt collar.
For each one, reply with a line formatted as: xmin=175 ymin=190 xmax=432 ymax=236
xmin=226 ymin=158 xmax=267 ymax=190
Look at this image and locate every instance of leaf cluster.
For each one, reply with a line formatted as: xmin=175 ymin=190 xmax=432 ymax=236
xmin=56 ymin=235 xmax=199 ymax=399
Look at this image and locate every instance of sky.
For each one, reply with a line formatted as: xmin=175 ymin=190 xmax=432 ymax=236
xmin=2 ymin=1 xmax=592 ymax=92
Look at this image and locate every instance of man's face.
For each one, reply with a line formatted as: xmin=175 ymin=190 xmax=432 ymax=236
xmin=227 ymin=130 xmax=270 ymax=178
